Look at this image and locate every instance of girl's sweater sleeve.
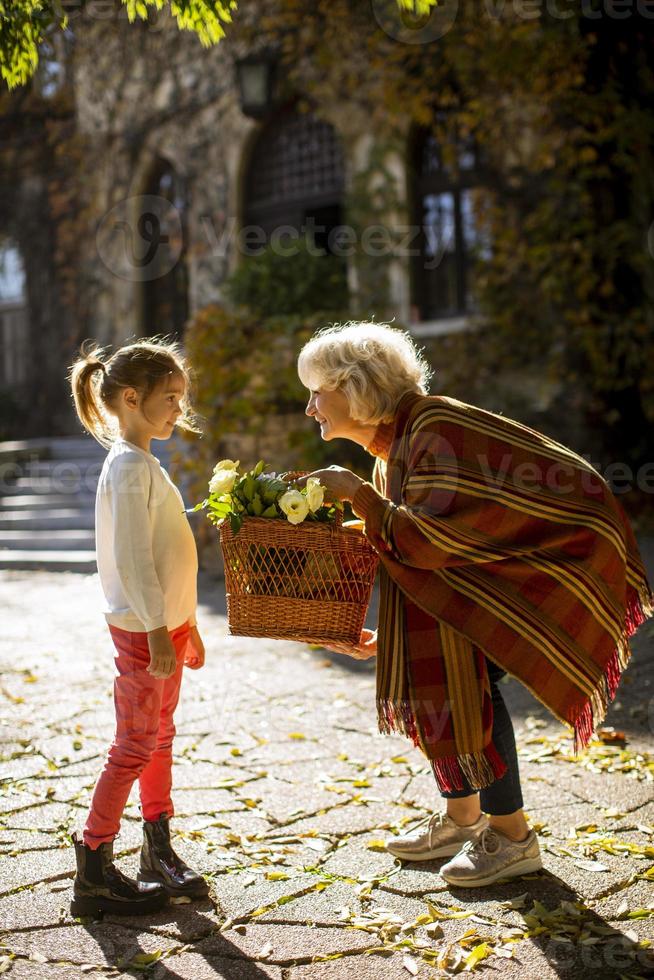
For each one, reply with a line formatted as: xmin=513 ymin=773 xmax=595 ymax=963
xmin=107 ymin=456 xmax=167 ymax=631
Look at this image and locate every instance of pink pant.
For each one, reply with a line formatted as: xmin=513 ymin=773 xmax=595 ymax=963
xmin=83 ymin=622 xmax=190 ymax=849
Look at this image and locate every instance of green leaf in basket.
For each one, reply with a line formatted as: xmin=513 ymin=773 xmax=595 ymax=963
xmin=242 ymin=475 xmax=257 ymax=502
xmin=261 ymin=504 xmax=278 ymax=518
xmin=250 ymin=494 xmax=264 ymax=516
xmin=252 ymin=460 xmax=266 ymax=477
xmin=230 ymin=512 xmax=243 ymax=535
xmin=260 ymin=476 xmax=288 ymax=505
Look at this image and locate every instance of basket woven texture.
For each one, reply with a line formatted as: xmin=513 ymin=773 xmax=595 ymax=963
xmin=219 ymin=512 xmax=379 ymax=645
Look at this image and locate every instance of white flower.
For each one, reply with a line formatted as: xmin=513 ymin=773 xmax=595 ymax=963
xmin=305 ymin=477 xmax=325 ymax=512
xmin=209 ymin=468 xmax=238 ymax=495
xmin=213 ymin=459 xmax=239 ymax=474
xmin=279 ymin=489 xmax=310 ymax=525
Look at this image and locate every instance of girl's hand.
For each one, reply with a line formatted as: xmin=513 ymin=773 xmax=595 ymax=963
xmin=147 ymin=627 xmax=178 ymax=679
xmin=321 ymin=628 xmax=377 ymax=660
xmin=295 ymin=466 xmax=363 ymax=503
xmin=185 ymin=625 xmax=205 ymax=670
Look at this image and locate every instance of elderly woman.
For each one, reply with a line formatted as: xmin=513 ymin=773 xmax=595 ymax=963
xmin=297 ymin=322 xmax=652 ymax=888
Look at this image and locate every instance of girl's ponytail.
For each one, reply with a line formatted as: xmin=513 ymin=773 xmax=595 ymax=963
xmin=69 ymin=343 xmax=114 ymax=447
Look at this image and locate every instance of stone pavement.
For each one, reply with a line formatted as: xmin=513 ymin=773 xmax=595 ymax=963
xmin=1 ymin=569 xmax=653 ymax=980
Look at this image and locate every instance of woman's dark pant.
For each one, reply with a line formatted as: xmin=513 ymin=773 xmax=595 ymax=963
xmin=439 ymin=658 xmax=524 ymax=815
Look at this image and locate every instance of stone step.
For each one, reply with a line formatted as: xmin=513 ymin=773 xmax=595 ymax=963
xmin=1 ymin=479 xmax=97 ymax=498
xmin=0 ymin=436 xmax=172 ymax=463
xmin=0 ymin=550 xmax=97 ymax=572
xmin=47 ymin=436 xmax=106 ymax=458
xmin=4 ymin=480 xmax=99 ymax=499
xmin=0 ymin=494 xmax=91 ymax=510
xmin=21 ymin=460 xmax=104 ymax=479
xmin=0 ymin=437 xmax=179 ymax=572
xmin=0 ymin=529 xmax=95 ymax=550
xmin=0 ymin=509 xmax=95 ymax=530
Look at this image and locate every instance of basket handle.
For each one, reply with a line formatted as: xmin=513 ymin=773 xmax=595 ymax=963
xmin=282 ymin=470 xmax=344 ymax=526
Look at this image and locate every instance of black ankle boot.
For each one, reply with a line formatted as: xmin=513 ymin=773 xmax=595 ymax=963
xmin=138 ymin=813 xmax=209 ymax=898
xmin=71 ymin=832 xmax=167 ymax=917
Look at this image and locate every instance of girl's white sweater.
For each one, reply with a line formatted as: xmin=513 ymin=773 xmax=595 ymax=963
xmin=95 ymin=439 xmax=198 ymax=633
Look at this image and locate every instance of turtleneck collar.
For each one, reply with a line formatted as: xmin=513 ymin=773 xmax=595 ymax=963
xmin=366 ymin=420 xmax=394 ymax=460
xmin=366 ymin=391 xmax=424 ymax=460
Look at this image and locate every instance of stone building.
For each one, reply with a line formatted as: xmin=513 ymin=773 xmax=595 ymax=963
xmin=0 ymin=3 xmax=505 ymax=439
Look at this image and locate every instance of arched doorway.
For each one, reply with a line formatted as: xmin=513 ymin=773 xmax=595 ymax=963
xmin=142 ymin=158 xmax=189 ymax=338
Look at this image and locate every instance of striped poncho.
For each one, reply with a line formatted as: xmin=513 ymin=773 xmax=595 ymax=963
xmin=351 ymin=391 xmax=653 ymax=793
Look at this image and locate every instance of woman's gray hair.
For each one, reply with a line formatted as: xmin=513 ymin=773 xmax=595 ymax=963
xmin=297 ymin=321 xmax=432 ymax=425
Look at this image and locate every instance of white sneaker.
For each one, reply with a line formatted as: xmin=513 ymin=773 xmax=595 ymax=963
xmin=386 ymin=811 xmax=489 ymax=862
xmin=440 ymin=826 xmax=543 ymax=887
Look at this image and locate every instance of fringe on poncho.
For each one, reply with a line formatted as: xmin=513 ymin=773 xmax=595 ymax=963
xmin=352 ymin=392 xmax=653 ymax=793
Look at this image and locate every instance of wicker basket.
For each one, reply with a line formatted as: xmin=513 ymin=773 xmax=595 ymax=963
xmin=219 ymin=510 xmax=379 ymax=646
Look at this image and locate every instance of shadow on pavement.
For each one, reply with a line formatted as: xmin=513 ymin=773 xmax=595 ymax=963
xmin=392 ymin=865 xmax=653 ymax=978
xmin=82 ymin=898 xmax=277 ymax=978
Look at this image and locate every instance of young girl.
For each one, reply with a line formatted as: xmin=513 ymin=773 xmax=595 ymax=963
xmin=68 ymin=338 xmax=209 ymax=916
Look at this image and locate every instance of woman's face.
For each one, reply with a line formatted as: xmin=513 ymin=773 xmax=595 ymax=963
xmin=305 ymin=387 xmax=357 ymax=441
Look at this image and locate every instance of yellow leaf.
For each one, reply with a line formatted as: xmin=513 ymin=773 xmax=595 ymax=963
xmin=230 ymin=747 xmax=242 ymax=757
xmin=265 ymin=871 xmax=289 ymax=881
xmin=130 ymin=951 xmax=164 ymax=968
xmin=288 ymin=732 xmax=306 ymax=740
xmin=366 ymin=839 xmax=387 ymax=852
xmin=464 ymin=942 xmax=492 ymax=970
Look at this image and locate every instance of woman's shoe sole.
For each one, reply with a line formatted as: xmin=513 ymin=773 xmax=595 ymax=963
xmin=385 ymin=842 xmax=464 ymax=861
xmin=441 ymin=856 xmax=543 ymax=887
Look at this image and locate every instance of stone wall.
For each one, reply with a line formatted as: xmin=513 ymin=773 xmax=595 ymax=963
xmin=71 ymin=9 xmax=251 ymax=349
xmin=70 ymin=7 xmax=413 ymax=351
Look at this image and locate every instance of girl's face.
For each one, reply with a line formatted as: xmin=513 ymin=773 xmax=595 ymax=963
xmin=133 ymin=373 xmax=186 ymax=441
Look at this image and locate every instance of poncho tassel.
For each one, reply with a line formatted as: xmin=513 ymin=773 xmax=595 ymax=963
xmin=431 ymin=742 xmax=508 ymax=794
xmin=378 ymin=698 xmax=419 ymax=746
xmin=378 ymin=698 xmax=508 ymax=793
xmin=572 ymin=583 xmax=652 ymax=755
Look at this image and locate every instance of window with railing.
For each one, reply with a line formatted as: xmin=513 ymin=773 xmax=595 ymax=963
xmin=0 ymin=240 xmax=28 ymax=387
xmin=411 ymin=126 xmax=491 ymax=323
xmin=244 ymin=107 xmax=346 ymax=257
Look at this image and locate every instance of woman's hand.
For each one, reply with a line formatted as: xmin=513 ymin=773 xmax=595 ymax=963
xmin=295 ymin=466 xmax=364 ymax=503
xmin=321 ymin=628 xmax=377 ymax=660
xmin=185 ymin=625 xmax=205 ymax=670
